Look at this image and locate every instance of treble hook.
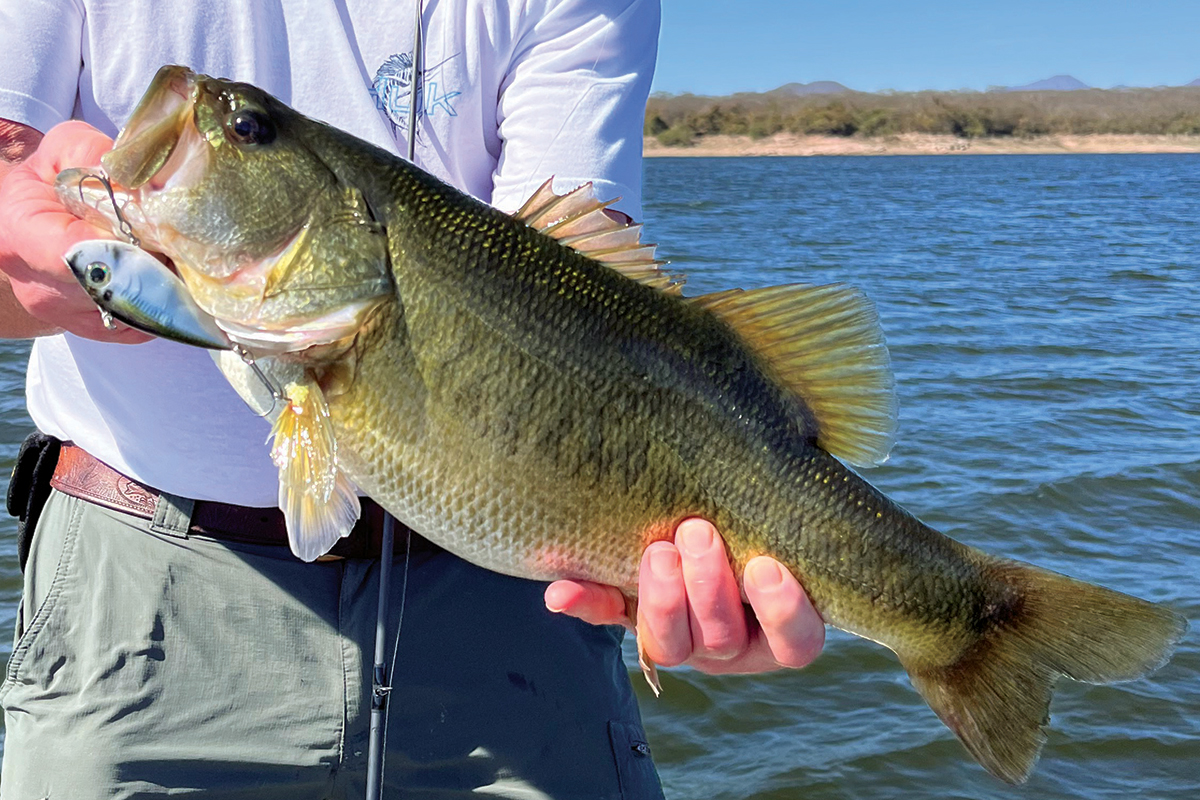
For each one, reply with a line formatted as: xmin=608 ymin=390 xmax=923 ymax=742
xmin=75 ymin=171 xmax=140 ymax=247
xmin=71 ymin=173 xmax=285 ymax=419
xmin=231 ymin=344 xmax=285 ymax=418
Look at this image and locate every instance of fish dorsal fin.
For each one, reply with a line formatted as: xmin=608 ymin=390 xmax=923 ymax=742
xmin=515 ymin=178 xmax=684 ymax=295
xmin=690 ymin=283 xmax=898 ymax=467
xmin=269 ymin=379 xmax=362 ymax=561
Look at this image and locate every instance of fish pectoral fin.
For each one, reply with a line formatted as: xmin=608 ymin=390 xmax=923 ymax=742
xmin=513 ymin=177 xmax=685 ymax=295
xmin=269 ymin=379 xmax=361 ymax=561
xmin=901 ymin=561 xmax=1187 ymax=784
xmin=688 ymin=283 xmax=897 ymax=468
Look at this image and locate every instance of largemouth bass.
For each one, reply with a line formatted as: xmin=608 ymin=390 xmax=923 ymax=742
xmin=58 ymin=66 xmax=1186 ymax=784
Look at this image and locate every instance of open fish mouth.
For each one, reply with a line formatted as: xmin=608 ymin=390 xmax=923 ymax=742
xmin=63 ymin=65 xmax=393 ymax=351
xmin=103 ymin=65 xmax=199 ymax=189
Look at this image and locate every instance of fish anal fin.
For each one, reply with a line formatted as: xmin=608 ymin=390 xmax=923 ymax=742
xmin=625 ymin=594 xmax=664 ymax=697
xmin=902 ymin=561 xmax=1188 ymax=784
xmin=638 ymin=638 xmax=662 ymax=697
xmin=689 ymin=283 xmax=897 ymax=467
xmin=269 ymin=379 xmax=361 ymax=561
xmin=513 ymin=177 xmax=685 ymax=294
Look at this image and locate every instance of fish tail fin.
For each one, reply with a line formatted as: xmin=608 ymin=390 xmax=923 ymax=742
xmin=901 ymin=562 xmax=1187 ymax=784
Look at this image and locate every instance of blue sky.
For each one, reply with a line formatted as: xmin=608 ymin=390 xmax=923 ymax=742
xmin=652 ymin=1 xmax=1200 ymax=95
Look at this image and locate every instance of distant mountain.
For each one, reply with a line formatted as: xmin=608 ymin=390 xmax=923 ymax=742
xmin=1005 ymin=75 xmax=1090 ymax=92
xmin=1188 ymin=78 xmax=1200 ymax=87
xmin=770 ymin=81 xmax=852 ymax=96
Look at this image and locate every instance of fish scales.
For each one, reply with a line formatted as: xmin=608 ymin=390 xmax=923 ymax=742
xmin=341 ymin=146 xmax=981 ymax=640
xmin=57 ymin=66 xmax=1186 ymax=785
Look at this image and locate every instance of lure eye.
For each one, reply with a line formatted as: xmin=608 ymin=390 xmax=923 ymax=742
xmin=226 ymin=109 xmax=277 ymax=146
xmin=86 ymin=262 xmax=111 ymax=287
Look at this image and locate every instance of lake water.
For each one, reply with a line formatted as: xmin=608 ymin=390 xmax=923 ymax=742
xmin=2 ymin=154 xmax=1198 ymax=798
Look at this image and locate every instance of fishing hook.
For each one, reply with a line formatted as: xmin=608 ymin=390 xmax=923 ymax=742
xmin=73 ymin=176 xmax=285 ymax=418
xmin=75 ymin=171 xmax=141 ymax=247
xmin=230 ymin=344 xmax=285 ymax=418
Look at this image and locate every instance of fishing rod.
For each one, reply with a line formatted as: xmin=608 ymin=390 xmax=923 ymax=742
xmin=364 ymin=513 xmax=394 ymax=800
xmin=365 ymin=3 xmax=423 ymax=798
xmin=406 ymin=0 xmax=423 ymax=164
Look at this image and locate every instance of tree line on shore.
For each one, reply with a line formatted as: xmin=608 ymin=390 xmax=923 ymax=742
xmin=645 ymin=88 xmax=1200 ymax=146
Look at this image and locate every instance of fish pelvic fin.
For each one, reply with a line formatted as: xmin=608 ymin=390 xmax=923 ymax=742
xmin=902 ymin=562 xmax=1187 ymax=784
xmin=269 ymin=379 xmax=361 ymax=561
xmin=689 ymin=283 xmax=897 ymax=467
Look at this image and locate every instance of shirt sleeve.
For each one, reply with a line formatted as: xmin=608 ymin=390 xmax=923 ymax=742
xmin=0 ymin=0 xmax=85 ymax=133
xmin=491 ymin=0 xmax=660 ymax=220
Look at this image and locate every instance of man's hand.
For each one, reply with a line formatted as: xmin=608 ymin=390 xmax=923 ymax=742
xmin=545 ymin=518 xmax=825 ymax=674
xmin=0 ymin=120 xmax=148 ymax=341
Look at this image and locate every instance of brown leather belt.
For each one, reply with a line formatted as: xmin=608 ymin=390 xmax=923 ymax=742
xmin=49 ymin=443 xmax=437 ymax=560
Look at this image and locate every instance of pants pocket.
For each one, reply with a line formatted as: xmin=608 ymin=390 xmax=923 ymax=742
xmin=609 ymin=720 xmax=665 ymax=800
xmin=1 ymin=491 xmax=83 ymax=699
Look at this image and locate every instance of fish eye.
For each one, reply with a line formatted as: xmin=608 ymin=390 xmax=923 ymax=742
xmin=86 ymin=262 xmax=111 ymax=287
xmin=226 ymin=109 xmax=277 ymax=146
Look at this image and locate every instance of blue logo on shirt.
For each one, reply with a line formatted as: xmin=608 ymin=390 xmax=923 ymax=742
xmin=370 ymin=52 xmax=462 ymax=136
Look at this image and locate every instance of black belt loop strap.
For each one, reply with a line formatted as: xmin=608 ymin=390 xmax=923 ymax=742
xmin=6 ymin=432 xmax=63 ymax=573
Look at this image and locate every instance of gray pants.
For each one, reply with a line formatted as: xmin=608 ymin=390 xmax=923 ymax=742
xmin=1 ymin=491 xmax=663 ymax=799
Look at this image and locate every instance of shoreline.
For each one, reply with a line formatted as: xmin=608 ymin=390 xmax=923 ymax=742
xmin=643 ymin=133 xmax=1200 ymax=157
